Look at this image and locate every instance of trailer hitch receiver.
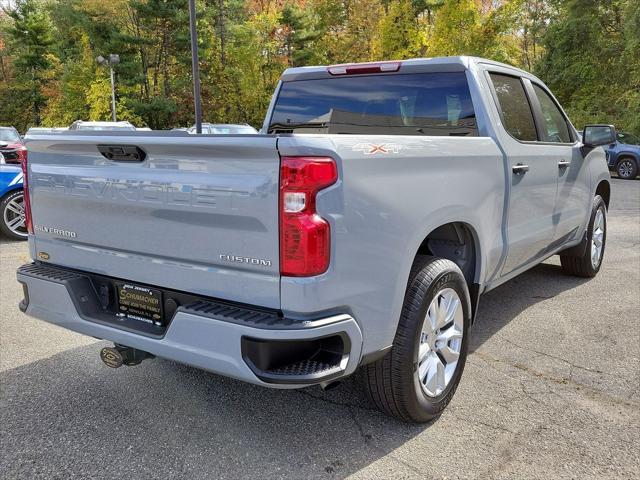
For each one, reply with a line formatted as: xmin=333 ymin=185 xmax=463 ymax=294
xmin=100 ymin=345 xmax=154 ymax=368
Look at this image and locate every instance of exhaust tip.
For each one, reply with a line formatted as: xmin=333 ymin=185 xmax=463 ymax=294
xmin=320 ymin=380 xmax=342 ymax=391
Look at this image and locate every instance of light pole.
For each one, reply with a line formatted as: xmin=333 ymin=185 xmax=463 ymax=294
xmin=96 ymin=54 xmax=120 ymax=122
xmin=188 ymin=0 xmax=202 ymax=134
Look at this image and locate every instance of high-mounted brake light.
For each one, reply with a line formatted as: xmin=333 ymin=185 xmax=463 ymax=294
xmin=280 ymin=156 xmax=338 ymax=277
xmin=21 ymin=148 xmax=33 ymax=234
xmin=327 ymin=61 xmax=401 ymax=76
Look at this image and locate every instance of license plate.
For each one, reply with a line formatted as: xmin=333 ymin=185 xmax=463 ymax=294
xmin=116 ymin=283 xmax=163 ymax=325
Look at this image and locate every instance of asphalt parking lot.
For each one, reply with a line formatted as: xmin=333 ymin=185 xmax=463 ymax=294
xmin=1 ymin=178 xmax=638 ymax=480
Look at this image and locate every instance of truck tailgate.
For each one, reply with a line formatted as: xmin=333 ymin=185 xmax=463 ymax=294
xmin=25 ymin=133 xmax=281 ymax=309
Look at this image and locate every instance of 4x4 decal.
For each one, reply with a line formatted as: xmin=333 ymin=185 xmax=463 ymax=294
xmin=351 ymin=143 xmax=402 ymax=155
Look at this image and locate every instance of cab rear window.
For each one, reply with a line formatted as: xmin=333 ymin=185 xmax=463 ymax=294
xmin=268 ymin=72 xmax=478 ymax=136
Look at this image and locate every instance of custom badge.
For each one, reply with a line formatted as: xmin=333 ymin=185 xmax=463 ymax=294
xmin=352 ymin=143 xmax=402 ymax=155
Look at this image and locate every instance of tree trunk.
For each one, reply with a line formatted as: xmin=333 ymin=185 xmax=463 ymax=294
xmin=218 ymin=0 xmax=227 ymax=66
xmin=162 ymin=23 xmax=170 ymax=98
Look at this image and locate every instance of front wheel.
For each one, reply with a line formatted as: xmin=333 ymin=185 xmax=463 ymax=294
xmin=560 ymin=195 xmax=606 ymax=277
xmin=616 ymin=158 xmax=637 ymax=179
xmin=362 ymin=256 xmax=471 ymax=423
xmin=0 ymin=190 xmax=28 ymax=241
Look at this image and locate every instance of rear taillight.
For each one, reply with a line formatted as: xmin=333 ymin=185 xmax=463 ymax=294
xmin=21 ymin=150 xmax=33 ymax=234
xmin=17 ymin=146 xmax=27 ymax=164
xmin=280 ymin=156 xmax=338 ymax=276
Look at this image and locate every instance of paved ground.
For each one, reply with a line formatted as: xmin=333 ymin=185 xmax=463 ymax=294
xmin=0 ymin=178 xmax=638 ymax=480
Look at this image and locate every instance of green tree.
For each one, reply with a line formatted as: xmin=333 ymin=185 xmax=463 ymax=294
xmin=41 ymin=35 xmax=95 ymax=126
xmin=375 ymin=0 xmax=422 ymax=59
xmin=0 ymin=0 xmax=636 ymax=135
xmin=3 ymin=0 xmax=55 ymax=126
xmin=426 ymin=0 xmax=520 ymax=64
xmin=224 ymin=11 xmax=285 ymax=126
xmin=620 ymin=0 xmax=640 ymax=133
xmin=280 ymin=4 xmax=325 ymax=67
xmin=321 ymin=0 xmax=384 ymax=63
xmin=536 ymin=0 xmax=632 ymax=131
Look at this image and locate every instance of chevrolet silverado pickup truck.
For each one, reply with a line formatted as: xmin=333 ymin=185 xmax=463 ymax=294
xmin=17 ymin=57 xmax=614 ymax=422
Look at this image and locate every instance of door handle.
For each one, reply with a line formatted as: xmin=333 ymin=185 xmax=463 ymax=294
xmin=558 ymin=160 xmax=571 ymax=168
xmin=512 ymin=163 xmax=529 ymax=175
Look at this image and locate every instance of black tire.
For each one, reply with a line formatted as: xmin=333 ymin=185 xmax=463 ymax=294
xmin=616 ymin=157 xmax=637 ymax=179
xmin=0 ymin=189 xmax=28 ymax=241
xmin=560 ymin=195 xmax=607 ymax=277
xmin=362 ymin=256 xmax=471 ymax=423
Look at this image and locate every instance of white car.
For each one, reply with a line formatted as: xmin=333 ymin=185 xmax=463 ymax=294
xmin=187 ymin=123 xmax=258 ymax=134
xmin=69 ymin=121 xmax=136 ymax=131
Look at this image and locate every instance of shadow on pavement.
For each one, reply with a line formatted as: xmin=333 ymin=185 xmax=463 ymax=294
xmin=0 ymin=262 xmax=591 ymax=479
xmin=0 ymin=344 xmax=427 ymax=479
xmin=470 ymin=262 xmax=589 ymax=352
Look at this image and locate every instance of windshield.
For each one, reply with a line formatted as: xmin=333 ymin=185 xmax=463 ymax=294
xmin=269 ymin=72 xmax=478 ymax=136
xmin=617 ymin=132 xmax=640 ymax=145
xmin=0 ymin=128 xmax=21 ymax=143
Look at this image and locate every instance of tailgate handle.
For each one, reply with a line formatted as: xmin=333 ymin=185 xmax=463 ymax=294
xmin=97 ymin=144 xmax=146 ymax=162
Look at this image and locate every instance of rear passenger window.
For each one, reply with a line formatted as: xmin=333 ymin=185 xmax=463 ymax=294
xmin=489 ymin=73 xmax=537 ymax=141
xmin=532 ymin=84 xmax=572 ymax=143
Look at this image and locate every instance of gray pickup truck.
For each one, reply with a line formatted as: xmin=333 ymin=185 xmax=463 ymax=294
xmin=17 ymin=57 xmax=613 ymax=422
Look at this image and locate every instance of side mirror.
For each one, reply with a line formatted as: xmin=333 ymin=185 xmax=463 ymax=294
xmin=583 ymin=124 xmax=616 ymax=148
xmin=0 ymin=141 xmax=8 ymax=149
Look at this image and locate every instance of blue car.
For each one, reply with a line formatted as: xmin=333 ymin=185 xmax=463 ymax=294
xmin=0 ymin=161 xmax=27 ymax=240
xmin=607 ymin=131 xmax=640 ymax=179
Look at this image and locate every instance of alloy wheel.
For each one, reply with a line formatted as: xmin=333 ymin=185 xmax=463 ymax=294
xmin=618 ymin=160 xmax=634 ymax=178
xmin=3 ymin=193 xmax=27 ymax=237
xmin=417 ymin=288 xmax=464 ymax=397
xmin=591 ymin=207 xmax=605 ymax=269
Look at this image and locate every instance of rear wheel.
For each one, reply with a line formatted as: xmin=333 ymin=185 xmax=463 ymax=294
xmin=616 ymin=157 xmax=637 ymax=179
xmin=362 ymin=256 xmax=471 ymax=423
xmin=560 ymin=195 xmax=606 ymax=277
xmin=0 ymin=190 xmax=28 ymax=241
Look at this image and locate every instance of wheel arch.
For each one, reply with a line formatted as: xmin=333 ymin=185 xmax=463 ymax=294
xmin=412 ymin=221 xmax=483 ymax=321
xmin=0 ymin=184 xmax=23 ymax=200
xmin=615 ymin=152 xmax=640 ymax=164
xmin=595 ymin=179 xmax=611 ymax=209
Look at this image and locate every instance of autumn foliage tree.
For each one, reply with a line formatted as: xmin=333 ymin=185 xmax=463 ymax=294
xmin=0 ymin=0 xmax=637 ymax=135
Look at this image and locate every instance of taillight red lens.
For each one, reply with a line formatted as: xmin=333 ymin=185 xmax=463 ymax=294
xmin=21 ymin=149 xmax=33 ymax=234
xmin=280 ymin=156 xmax=337 ymax=276
xmin=17 ymin=146 xmax=28 ymax=164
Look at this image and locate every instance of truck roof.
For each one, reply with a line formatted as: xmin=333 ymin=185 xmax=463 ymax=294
xmin=280 ymin=56 xmax=533 ymax=82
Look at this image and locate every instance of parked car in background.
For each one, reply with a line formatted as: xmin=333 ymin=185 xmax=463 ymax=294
xmin=69 ymin=121 xmax=136 ymax=131
xmin=606 ymin=131 xmax=640 ymax=179
xmin=0 ymin=126 xmax=27 ymax=165
xmin=24 ymin=127 xmax=69 ymax=138
xmin=187 ymin=123 xmax=258 ymax=134
xmin=0 ymin=160 xmax=26 ymax=240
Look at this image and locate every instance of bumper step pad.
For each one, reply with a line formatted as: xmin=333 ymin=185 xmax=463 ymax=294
xmin=268 ymin=359 xmax=340 ymax=376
